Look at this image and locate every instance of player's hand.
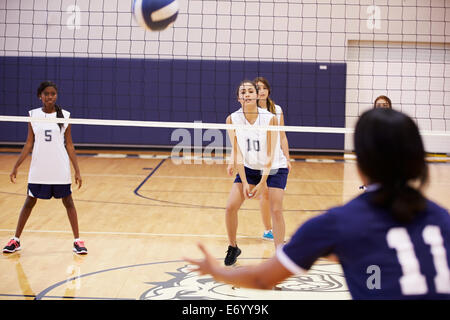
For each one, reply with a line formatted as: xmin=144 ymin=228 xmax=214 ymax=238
xmin=227 ymin=164 xmax=235 ymax=176
xmin=256 ymin=184 xmax=269 ymax=200
xmin=75 ymin=172 xmax=82 ymax=189
xmin=9 ymin=168 xmax=18 ymax=183
xmin=250 ymin=182 xmax=266 ymax=199
xmin=183 ymin=243 xmax=220 ymax=276
xmin=287 ymin=161 xmax=292 ymax=172
xmin=243 ymin=182 xmax=252 ymax=199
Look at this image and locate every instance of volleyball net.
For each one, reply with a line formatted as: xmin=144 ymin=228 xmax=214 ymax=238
xmin=0 ymin=0 xmax=449 ymax=153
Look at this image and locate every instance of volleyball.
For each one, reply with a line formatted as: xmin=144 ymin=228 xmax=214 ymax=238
xmin=132 ymin=0 xmax=179 ymax=31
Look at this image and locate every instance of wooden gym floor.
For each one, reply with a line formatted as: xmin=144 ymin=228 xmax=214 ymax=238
xmin=0 ymin=149 xmax=449 ymax=300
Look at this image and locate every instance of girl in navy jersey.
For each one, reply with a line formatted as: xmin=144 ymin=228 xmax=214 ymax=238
xmin=223 ymin=80 xmax=289 ymax=266
xmin=3 ymin=81 xmax=87 ymax=255
xmin=185 ymin=108 xmax=450 ymax=299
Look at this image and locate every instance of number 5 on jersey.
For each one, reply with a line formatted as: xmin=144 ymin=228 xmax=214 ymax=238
xmin=45 ymin=129 xmax=52 ymax=142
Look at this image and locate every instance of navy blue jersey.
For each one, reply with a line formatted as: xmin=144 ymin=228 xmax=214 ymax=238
xmin=277 ymin=191 xmax=450 ymax=299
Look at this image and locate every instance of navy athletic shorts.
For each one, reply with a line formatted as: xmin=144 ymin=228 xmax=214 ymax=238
xmin=234 ymin=167 xmax=288 ymax=190
xmin=27 ymin=183 xmax=72 ymax=199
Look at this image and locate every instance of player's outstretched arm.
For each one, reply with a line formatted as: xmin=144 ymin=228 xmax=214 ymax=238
xmin=184 ymin=243 xmax=293 ymax=289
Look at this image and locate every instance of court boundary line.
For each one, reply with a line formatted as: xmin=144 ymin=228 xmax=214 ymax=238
xmin=0 ymin=228 xmax=271 ymax=240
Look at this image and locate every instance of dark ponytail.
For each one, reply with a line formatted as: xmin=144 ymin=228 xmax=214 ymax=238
xmin=354 ymin=108 xmax=428 ymax=224
xmin=37 ymin=81 xmax=64 ymax=131
xmin=372 ymin=183 xmax=427 ymax=224
xmin=266 ymin=97 xmax=276 ymax=115
xmin=54 ymin=104 xmax=65 ymax=131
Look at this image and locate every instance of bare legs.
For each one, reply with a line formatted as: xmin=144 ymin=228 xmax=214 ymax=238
xmin=259 ymin=190 xmax=272 ymax=232
xmin=268 ymin=187 xmax=285 ymax=247
xmin=225 ymin=183 xmax=245 ymax=247
xmin=225 ymin=183 xmax=285 ymax=249
xmin=62 ymin=195 xmax=80 ymax=239
xmin=14 ymin=194 xmax=80 ymax=239
xmin=14 ymin=196 xmax=37 ymax=238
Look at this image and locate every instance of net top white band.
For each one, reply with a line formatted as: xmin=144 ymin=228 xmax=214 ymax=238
xmin=0 ymin=115 xmax=448 ymax=137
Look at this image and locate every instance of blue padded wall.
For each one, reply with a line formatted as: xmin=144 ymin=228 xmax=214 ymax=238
xmin=0 ymin=56 xmax=346 ymax=150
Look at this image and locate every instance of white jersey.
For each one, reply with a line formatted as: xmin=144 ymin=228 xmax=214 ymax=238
xmin=271 ymin=104 xmax=288 ymax=168
xmin=28 ymin=107 xmax=72 ymax=184
xmin=230 ymin=107 xmax=287 ymax=170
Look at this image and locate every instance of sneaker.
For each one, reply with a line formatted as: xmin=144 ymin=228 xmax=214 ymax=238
xmin=224 ymin=245 xmax=241 ymax=266
xmin=3 ymin=238 xmax=21 ymax=253
xmin=262 ymin=230 xmax=274 ymax=240
xmin=73 ymin=240 xmax=88 ymax=255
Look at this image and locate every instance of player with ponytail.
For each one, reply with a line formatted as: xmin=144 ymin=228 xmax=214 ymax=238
xmin=185 ymin=108 xmax=450 ymax=299
xmin=3 ymin=81 xmax=87 ymax=255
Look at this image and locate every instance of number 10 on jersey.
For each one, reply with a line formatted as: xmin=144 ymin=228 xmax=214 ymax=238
xmin=246 ymin=139 xmax=260 ymax=152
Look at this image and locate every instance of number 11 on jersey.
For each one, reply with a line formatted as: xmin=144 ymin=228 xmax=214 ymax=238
xmin=387 ymin=225 xmax=450 ymax=295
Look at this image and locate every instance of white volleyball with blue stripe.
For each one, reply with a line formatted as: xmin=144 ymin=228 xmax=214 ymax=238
xmin=132 ymin=0 xmax=179 ymax=31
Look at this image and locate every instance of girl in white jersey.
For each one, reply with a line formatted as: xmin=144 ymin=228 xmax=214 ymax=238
xmin=228 ymin=77 xmax=291 ymax=244
xmin=3 ymin=81 xmax=87 ymax=255
xmin=224 ymin=80 xmax=289 ymax=266
xmin=254 ymin=77 xmax=291 ymax=241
